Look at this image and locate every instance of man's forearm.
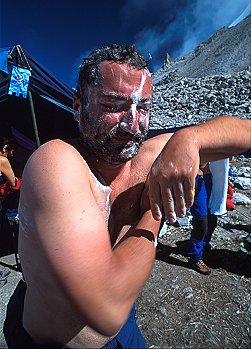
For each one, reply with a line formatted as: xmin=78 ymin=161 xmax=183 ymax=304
xmin=113 ymin=209 xmax=160 ymax=298
xmin=108 ymin=210 xmax=160 ymax=317
xmin=184 ymin=115 xmax=251 ymax=163
xmin=83 ymin=210 xmax=160 ymax=337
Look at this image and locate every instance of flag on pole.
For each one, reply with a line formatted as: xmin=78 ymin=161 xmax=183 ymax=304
xmin=8 ymin=65 xmax=31 ymax=98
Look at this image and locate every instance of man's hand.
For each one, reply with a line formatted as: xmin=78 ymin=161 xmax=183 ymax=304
xmin=148 ymin=115 xmax=251 ymax=222
xmin=148 ymin=131 xmax=200 ymax=223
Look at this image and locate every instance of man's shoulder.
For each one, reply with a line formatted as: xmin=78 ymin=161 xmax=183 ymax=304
xmin=30 ymin=139 xmax=83 ymax=163
xmin=139 ymin=132 xmax=174 ymax=157
xmin=36 ymin=138 xmax=77 ymax=153
xmin=24 ymin=139 xmax=90 ymax=184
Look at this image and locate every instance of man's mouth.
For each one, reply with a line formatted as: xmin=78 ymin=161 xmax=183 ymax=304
xmin=112 ymin=136 xmax=134 ymax=147
xmin=115 ymin=127 xmax=143 ymax=139
xmin=114 ymin=133 xmax=132 ymax=140
xmin=113 ymin=130 xmax=134 ymax=141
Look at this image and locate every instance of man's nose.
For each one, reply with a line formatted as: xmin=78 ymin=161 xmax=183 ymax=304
xmin=120 ymin=105 xmax=139 ymax=134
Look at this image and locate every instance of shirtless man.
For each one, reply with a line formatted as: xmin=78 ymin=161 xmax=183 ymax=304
xmin=4 ymin=44 xmax=251 ymax=348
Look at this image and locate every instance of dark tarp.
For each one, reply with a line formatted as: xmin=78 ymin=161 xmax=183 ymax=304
xmin=0 ymin=44 xmax=78 ymax=147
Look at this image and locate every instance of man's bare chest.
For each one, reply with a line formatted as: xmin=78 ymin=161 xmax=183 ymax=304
xmin=108 ymin=179 xmax=145 ymax=246
xmin=90 ymin=165 xmax=148 ymax=245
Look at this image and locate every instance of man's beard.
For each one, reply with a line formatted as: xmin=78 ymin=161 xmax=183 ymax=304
xmin=79 ymin=116 xmax=148 ymax=164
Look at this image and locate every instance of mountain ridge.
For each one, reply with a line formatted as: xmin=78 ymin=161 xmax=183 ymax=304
xmin=150 ymin=15 xmax=251 ymax=130
xmin=153 ymin=15 xmax=251 ymax=84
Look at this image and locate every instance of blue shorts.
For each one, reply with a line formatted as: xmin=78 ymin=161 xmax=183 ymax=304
xmin=4 ymin=280 xmax=146 ymax=349
xmin=102 ymin=305 xmax=146 ymax=348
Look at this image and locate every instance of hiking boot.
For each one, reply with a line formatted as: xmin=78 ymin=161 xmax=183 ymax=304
xmin=189 ymin=259 xmax=211 ymax=275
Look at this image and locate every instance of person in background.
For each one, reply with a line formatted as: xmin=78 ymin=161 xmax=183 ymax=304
xmin=4 ymin=44 xmax=251 ymax=348
xmin=187 ymin=158 xmax=229 ymax=275
xmin=0 ymin=136 xmax=21 ymax=213
xmin=0 ymin=137 xmax=17 ymax=197
xmin=0 ymin=136 xmax=19 ymax=286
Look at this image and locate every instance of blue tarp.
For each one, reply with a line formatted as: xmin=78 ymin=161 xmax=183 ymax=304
xmin=0 ymin=48 xmax=10 ymax=74
xmin=0 ymin=45 xmax=78 ymax=144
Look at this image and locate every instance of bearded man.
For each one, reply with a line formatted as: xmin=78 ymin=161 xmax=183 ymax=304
xmin=4 ymin=44 xmax=251 ymax=348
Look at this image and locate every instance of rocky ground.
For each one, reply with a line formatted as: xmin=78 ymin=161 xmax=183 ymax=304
xmin=0 ymin=256 xmax=22 ymax=348
xmin=150 ymin=68 xmax=251 ymax=130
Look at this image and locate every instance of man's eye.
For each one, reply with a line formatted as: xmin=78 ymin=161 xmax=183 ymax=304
xmin=137 ymin=105 xmax=150 ymax=113
xmin=102 ymin=104 xmax=120 ymax=112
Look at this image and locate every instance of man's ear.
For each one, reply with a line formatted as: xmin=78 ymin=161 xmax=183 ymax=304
xmin=73 ymin=95 xmax=81 ymax=123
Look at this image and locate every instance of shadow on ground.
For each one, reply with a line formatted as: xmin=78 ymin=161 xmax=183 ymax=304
xmin=156 ymin=240 xmax=251 ymax=278
xmin=223 ymin=223 xmax=251 ymax=233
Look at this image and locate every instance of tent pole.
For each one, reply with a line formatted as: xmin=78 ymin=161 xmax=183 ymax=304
xmin=28 ymin=91 xmax=41 ymax=148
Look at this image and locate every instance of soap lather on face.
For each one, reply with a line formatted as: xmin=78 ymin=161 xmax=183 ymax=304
xmin=78 ymin=62 xmax=152 ymax=164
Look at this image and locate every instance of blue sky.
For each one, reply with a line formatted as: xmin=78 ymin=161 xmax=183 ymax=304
xmin=0 ymin=0 xmax=250 ymax=88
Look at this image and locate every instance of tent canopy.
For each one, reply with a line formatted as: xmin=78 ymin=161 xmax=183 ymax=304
xmin=0 ymin=44 xmax=78 ymax=148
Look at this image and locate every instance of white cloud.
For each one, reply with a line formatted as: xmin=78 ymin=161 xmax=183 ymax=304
xmin=122 ymin=0 xmax=250 ymax=71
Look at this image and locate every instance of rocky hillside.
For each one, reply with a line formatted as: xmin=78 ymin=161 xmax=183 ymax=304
xmin=150 ymin=15 xmax=251 ymax=130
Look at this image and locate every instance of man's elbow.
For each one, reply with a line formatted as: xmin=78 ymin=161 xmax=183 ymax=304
xmin=95 ymin=316 xmax=124 ymax=337
xmin=86 ymin=304 xmax=130 ymax=337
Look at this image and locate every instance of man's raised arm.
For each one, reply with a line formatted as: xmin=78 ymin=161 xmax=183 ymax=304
xmin=148 ymin=115 xmax=251 ymax=223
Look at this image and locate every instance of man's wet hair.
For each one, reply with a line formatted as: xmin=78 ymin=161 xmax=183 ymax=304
xmin=76 ymin=44 xmax=149 ymax=106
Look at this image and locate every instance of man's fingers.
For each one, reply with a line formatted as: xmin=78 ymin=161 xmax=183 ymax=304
xmin=149 ymin=182 xmax=162 ymax=220
xmin=161 ymin=186 xmax=176 ymax=224
xmin=183 ymin=178 xmax=195 ymax=208
xmin=173 ymin=183 xmax=186 ymax=218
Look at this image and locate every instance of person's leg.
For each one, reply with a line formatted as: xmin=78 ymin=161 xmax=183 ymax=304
xmin=204 ymin=213 xmax=217 ymax=250
xmin=188 ymin=217 xmax=207 ymax=262
xmin=187 ymin=175 xmax=211 ymax=274
xmin=203 ymin=173 xmax=217 ymax=251
xmin=188 ymin=175 xmax=208 ymax=262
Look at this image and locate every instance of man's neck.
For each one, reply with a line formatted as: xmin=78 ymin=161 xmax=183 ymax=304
xmin=81 ymin=147 xmax=131 ymax=187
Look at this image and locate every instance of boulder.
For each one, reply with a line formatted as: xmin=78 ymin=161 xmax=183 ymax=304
xmin=232 ymin=192 xmax=251 ymax=205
